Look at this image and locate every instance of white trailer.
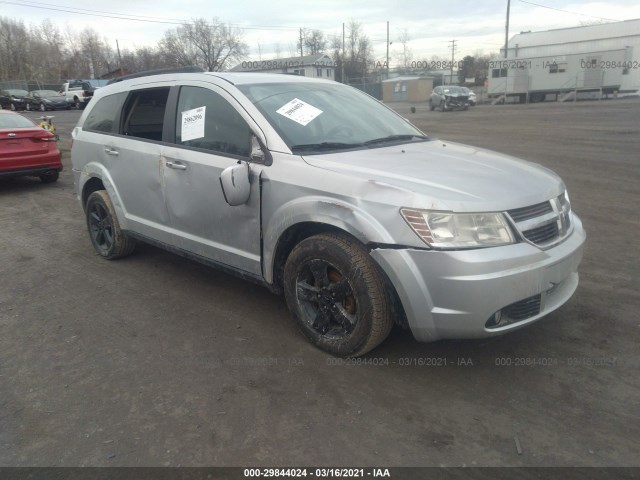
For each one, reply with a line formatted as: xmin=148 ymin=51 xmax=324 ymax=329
xmin=488 ymin=19 xmax=640 ymax=103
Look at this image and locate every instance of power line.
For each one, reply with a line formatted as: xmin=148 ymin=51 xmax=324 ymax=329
xmin=0 ymin=0 xmax=299 ymax=30
xmin=517 ymin=0 xmax=621 ymax=22
xmin=16 ymin=0 xmax=188 ymax=23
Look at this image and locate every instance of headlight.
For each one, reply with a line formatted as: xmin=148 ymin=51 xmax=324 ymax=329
xmin=401 ymin=209 xmax=516 ymax=249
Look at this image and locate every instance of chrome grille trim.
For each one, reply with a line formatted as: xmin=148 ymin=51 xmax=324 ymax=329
xmin=508 ymin=201 xmax=553 ymax=222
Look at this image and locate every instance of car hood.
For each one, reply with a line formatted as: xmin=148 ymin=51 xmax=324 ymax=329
xmin=301 ymin=139 xmax=564 ymax=212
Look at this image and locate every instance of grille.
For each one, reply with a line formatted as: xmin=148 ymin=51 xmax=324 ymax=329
xmin=503 ymin=294 xmax=542 ymax=321
xmin=507 ymin=197 xmax=571 ymax=248
xmin=508 ymin=201 xmax=553 ymax=222
xmin=522 ymin=221 xmax=559 ymax=244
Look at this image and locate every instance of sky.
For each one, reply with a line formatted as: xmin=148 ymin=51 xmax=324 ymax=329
xmin=2 ymin=0 xmax=640 ymax=64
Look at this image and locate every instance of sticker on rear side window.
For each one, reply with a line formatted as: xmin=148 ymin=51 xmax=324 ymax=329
xmin=181 ymin=106 xmax=206 ymax=141
xmin=276 ymin=98 xmax=322 ymax=126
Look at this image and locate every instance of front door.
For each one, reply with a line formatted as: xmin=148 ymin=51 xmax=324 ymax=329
xmin=161 ymin=84 xmax=263 ymax=277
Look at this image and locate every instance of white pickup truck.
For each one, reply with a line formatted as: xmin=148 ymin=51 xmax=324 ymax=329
xmin=59 ymin=80 xmax=106 ymax=109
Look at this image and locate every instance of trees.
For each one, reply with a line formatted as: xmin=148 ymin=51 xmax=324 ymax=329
xmin=159 ymin=18 xmax=248 ymax=71
xmin=330 ymin=21 xmax=374 ymax=83
xmin=395 ymin=28 xmax=413 ymax=69
xmin=0 ymin=17 xmax=29 ymax=81
xmin=298 ymin=29 xmax=327 ymax=55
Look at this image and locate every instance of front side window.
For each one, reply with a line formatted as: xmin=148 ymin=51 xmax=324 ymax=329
xmin=175 ymin=86 xmax=250 ymax=158
xmin=83 ymin=92 xmax=127 ymax=133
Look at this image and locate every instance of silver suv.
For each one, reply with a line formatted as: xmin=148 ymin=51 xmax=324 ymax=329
xmin=71 ymin=72 xmax=585 ymax=357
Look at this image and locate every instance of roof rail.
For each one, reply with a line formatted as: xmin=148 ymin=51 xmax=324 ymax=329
xmin=106 ymin=66 xmax=205 ymax=85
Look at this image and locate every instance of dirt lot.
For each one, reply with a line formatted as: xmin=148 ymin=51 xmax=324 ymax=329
xmin=1 ymin=99 xmax=638 ymax=467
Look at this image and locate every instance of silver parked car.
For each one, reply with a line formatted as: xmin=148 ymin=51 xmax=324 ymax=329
xmin=71 ymin=72 xmax=585 ymax=356
xmin=429 ymin=85 xmax=470 ymax=111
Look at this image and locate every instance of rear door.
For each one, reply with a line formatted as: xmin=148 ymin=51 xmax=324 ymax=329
xmin=80 ymin=86 xmax=174 ymax=243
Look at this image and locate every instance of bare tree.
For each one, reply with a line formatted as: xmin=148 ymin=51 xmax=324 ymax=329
xmin=395 ymin=28 xmax=413 ymax=69
xmin=160 ymin=18 xmax=248 ymax=71
xmin=0 ymin=17 xmax=29 ymax=80
xmin=331 ymin=20 xmax=374 ymax=83
xmin=300 ymin=29 xmax=326 ymax=55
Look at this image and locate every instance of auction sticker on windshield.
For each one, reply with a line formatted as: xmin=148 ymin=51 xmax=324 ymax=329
xmin=181 ymin=106 xmax=206 ymax=141
xmin=276 ymin=98 xmax=322 ymax=126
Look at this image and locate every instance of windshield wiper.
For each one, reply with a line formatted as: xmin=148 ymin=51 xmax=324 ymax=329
xmin=291 ymin=142 xmax=364 ymax=152
xmin=364 ymin=134 xmax=428 ymax=146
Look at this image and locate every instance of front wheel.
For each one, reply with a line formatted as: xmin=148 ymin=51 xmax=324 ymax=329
xmin=85 ymin=190 xmax=136 ymax=259
xmin=74 ymin=97 xmax=81 ymax=109
xmin=39 ymin=102 xmax=46 ymax=112
xmin=25 ymin=103 xmax=30 ymax=111
xmin=284 ymin=232 xmax=393 ymax=357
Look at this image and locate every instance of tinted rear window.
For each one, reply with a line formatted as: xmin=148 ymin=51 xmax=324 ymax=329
xmin=83 ymin=92 xmax=127 ymax=133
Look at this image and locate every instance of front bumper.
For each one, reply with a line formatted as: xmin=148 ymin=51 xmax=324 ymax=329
xmin=371 ymin=214 xmax=586 ymax=342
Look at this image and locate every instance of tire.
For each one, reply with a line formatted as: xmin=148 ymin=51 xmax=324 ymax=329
xmin=284 ymin=232 xmax=393 ymax=357
xmin=39 ymin=169 xmax=59 ymax=183
xmin=85 ymin=190 xmax=136 ymax=259
xmin=10 ymin=102 xmax=16 ymax=111
xmin=25 ymin=103 xmax=31 ymax=111
xmin=440 ymin=100 xmax=446 ymax=112
xmin=74 ymin=97 xmax=81 ymax=109
xmin=39 ymin=102 xmax=46 ymax=112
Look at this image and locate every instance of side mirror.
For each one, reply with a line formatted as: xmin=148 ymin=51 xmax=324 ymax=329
xmin=220 ymin=162 xmax=251 ymax=206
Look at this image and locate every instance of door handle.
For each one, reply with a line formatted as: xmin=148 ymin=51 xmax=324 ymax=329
xmin=166 ymin=161 xmax=187 ymax=170
xmin=104 ymin=147 xmax=119 ymax=156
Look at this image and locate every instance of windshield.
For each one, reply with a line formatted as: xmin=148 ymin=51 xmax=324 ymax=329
xmin=237 ymin=81 xmax=427 ymax=153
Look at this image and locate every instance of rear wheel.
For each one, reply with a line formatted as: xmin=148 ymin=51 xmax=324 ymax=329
xmin=85 ymin=190 xmax=136 ymax=259
xmin=39 ymin=102 xmax=46 ymax=112
xmin=284 ymin=232 xmax=393 ymax=357
xmin=39 ymin=170 xmax=59 ymax=183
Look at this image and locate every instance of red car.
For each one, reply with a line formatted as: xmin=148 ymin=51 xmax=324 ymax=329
xmin=0 ymin=110 xmax=62 ymax=183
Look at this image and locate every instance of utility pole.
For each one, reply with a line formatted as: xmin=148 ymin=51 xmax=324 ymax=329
xmin=504 ymin=0 xmax=511 ymax=58
xmin=116 ymin=39 xmax=122 ymax=70
xmin=386 ymin=21 xmax=390 ymax=80
xmin=341 ymin=22 xmax=345 ymax=84
xmin=448 ymin=39 xmax=457 ymax=85
xmin=299 ymin=28 xmax=304 ymax=57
